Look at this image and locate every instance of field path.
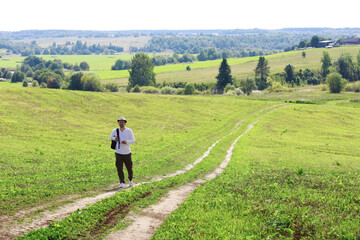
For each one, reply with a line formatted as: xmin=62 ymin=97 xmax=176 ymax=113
xmin=104 ymin=105 xmax=287 ymax=240
xmin=0 ymin=104 xmax=286 ymax=239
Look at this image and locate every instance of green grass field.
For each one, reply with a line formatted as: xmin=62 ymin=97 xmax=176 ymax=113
xmin=153 ymin=97 xmax=360 ymax=239
xmin=0 ymin=82 xmax=273 ymax=216
xmin=1 ymin=80 xmax=360 ymax=238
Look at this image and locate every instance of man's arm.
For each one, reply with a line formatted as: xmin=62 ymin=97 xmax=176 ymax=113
xmin=109 ymin=129 xmax=117 ymax=141
xmin=126 ymin=129 xmax=135 ymax=144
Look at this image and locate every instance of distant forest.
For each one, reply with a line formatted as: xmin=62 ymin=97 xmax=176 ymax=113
xmin=0 ymin=28 xmax=359 ymax=57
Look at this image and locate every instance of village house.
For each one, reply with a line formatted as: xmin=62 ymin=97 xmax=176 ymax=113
xmin=318 ymin=40 xmax=334 ymax=48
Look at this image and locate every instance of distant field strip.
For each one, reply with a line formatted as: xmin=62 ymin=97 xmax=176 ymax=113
xmin=1 ymin=46 xmax=360 ymax=83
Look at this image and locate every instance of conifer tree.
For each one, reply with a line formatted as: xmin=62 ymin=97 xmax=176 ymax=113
xmin=254 ymin=56 xmax=270 ymax=90
xmin=216 ymin=58 xmax=232 ymax=93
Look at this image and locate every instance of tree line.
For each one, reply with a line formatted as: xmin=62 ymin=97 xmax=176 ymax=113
xmin=111 ymin=48 xmax=267 ymax=71
xmin=129 ymin=34 xmax=280 ymax=56
xmin=10 ymin=56 xmax=95 ymax=89
xmin=111 ymin=53 xmax=196 ymax=70
xmin=124 ymin=50 xmax=360 ymax=95
xmin=0 ymin=40 xmax=124 ymax=56
xmin=10 ymin=50 xmax=360 ymax=95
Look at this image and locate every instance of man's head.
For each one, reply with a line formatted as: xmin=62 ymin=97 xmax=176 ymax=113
xmin=117 ymin=117 xmax=127 ymax=128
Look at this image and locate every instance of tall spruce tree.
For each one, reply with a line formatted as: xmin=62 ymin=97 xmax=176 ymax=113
xmin=284 ymin=64 xmax=295 ymax=83
xmin=254 ymin=56 xmax=270 ymax=90
xmin=216 ymin=58 xmax=232 ymax=93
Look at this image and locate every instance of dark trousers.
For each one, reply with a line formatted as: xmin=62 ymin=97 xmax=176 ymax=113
xmin=115 ymin=153 xmax=133 ymax=183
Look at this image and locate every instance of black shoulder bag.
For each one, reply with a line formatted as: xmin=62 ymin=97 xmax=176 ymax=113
xmin=111 ymin=128 xmax=120 ymax=149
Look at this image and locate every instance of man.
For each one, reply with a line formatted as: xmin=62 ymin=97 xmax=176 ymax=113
xmin=110 ymin=117 xmax=135 ymax=188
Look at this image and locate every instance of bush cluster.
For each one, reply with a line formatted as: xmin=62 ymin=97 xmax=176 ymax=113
xmin=266 ymin=81 xmax=293 ymax=93
xmin=0 ymin=68 xmax=12 ymax=79
xmin=344 ymin=81 xmax=360 ymax=92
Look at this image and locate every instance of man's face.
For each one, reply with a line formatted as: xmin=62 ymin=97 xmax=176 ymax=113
xmin=118 ymin=120 xmax=126 ymax=128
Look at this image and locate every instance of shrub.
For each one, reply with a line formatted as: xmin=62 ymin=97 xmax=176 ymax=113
xmin=201 ymin=90 xmax=212 ymax=95
xmin=81 ymin=74 xmax=103 ymax=92
xmin=68 ymin=72 xmax=84 ymax=90
xmin=266 ymin=82 xmax=292 ymax=93
xmin=73 ymin=64 xmax=81 ymax=71
xmin=140 ymin=86 xmax=160 ymax=94
xmin=11 ymin=70 xmax=25 ymax=83
xmin=326 ymin=73 xmax=346 ymax=93
xmin=22 ymin=80 xmax=28 ymax=87
xmin=5 ymin=71 xmax=12 ymax=79
xmin=61 ymin=81 xmax=69 ymax=89
xmin=194 ymin=82 xmax=215 ymax=91
xmin=47 ymin=77 xmax=62 ymax=89
xmin=63 ymin=62 xmax=74 ymax=70
xmin=111 ymin=59 xmax=130 ymax=70
xmin=240 ymin=78 xmax=257 ymax=96
xmin=105 ymin=82 xmax=119 ymax=92
xmin=32 ymin=80 xmax=39 ymax=87
xmin=225 ymin=90 xmax=236 ymax=96
xmin=224 ymin=83 xmax=235 ymax=93
xmin=235 ymin=88 xmax=244 ymax=96
xmin=355 ymin=82 xmax=360 ymax=92
xmin=344 ymin=81 xmax=360 ymax=92
xmin=79 ymin=61 xmax=90 ymax=71
xmin=40 ymin=82 xmax=47 ymax=88
xmin=175 ymin=88 xmax=184 ymax=95
xmin=184 ymin=83 xmax=195 ymax=95
xmin=132 ymin=85 xmax=141 ymax=93
xmin=160 ymin=86 xmax=176 ymax=95
xmin=344 ymin=85 xmax=353 ymax=92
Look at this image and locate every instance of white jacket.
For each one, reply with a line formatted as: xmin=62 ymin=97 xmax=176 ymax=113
xmin=110 ymin=128 xmax=135 ymax=155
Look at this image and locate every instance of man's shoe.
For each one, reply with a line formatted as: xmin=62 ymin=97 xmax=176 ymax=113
xmin=120 ymin=183 xmax=124 ymax=188
xmin=129 ymin=180 xmax=133 ymax=187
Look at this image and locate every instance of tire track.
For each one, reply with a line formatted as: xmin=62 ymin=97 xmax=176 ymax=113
xmin=104 ymin=104 xmax=287 ymax=240
xmin=0 ymin=104 xmax=285 ymax=239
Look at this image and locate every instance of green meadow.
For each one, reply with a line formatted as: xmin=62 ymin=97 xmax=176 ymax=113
xmin=9 ymin=84 xmax=360 ymax=239
xmin=1 ymin=44 xmax=360 ymax=238
xmin=153 ymin=97 xmax=360 ymax=239
xmin=0 ymin=82 xmax=272 ymax=216
xmin=0 ymin=80 xmax=359 ymax=238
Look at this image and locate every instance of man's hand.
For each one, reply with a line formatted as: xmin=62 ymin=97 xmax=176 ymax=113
xmin=115 ymin=137 xmax=119 ymax=141
xmin=121 ymin=140 xmax=127 ymax=144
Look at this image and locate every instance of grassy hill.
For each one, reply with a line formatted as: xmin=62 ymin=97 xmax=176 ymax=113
xmin=155 ymin=46 xmax=360 ymax=84
xmin=0 ymin=82 xmax=273 ymax=216
xmin=153 ymin=101 xmax=360 ymax=239
xmin=1 ymin=81 xmax=360 ymax=238
xmin=1 ymin=46 xmax=360 ymax=86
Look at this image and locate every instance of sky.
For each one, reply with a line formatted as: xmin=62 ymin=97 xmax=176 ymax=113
xmin=2 ymin=0 xmax=360 ymax=31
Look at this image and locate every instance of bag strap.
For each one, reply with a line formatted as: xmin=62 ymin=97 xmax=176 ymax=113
xmin=116 ymin=128 xmax=120 ymax=149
